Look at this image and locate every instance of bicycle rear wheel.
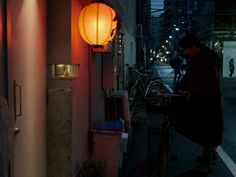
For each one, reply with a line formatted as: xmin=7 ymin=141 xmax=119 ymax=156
xmin=158 ymin=118 xmax=170 ymax=177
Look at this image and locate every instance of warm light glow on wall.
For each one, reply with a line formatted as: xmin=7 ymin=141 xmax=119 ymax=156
xmin=78 ymin=3 xmax=117 ymax=46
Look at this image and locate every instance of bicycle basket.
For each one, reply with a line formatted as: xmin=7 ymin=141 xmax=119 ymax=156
xmin=145 ymin=81 xmax=164 ymax=106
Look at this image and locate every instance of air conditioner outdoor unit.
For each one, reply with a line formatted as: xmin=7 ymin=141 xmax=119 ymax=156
xmin=105 ymin=90 xmax=130 ymax=132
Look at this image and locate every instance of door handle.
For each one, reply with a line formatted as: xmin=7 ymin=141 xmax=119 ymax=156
xmin=13 ymin=80 xmax=22 ymax=120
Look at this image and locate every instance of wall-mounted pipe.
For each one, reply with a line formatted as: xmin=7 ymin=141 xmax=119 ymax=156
xmin=2 ymin=0 xmax=8 ymax=100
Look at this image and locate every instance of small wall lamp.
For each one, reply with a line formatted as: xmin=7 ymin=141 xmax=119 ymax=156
xmin=78 ymin=2 xmax=117 ymax=48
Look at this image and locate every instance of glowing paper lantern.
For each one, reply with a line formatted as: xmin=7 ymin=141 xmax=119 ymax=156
xmin=79 ymin=3 xmax=117 ymax=47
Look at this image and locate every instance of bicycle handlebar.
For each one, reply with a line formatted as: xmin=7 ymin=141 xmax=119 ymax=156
xmin=161 ymin=93 xmax=187 ymax=108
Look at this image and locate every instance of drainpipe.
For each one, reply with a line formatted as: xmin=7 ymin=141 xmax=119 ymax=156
xmin=88 ymin=47 xmax=93 ymax=154
xmin=2 ymin=0 xmax=8 ymax=100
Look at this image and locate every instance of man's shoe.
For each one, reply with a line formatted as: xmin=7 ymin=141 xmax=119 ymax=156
xmin=194 ymin=164 xmax=212 ymax=174
xmin=196 ymin=153 xmax=217 ymax=164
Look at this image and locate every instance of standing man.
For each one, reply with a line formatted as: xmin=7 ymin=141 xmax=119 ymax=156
xmin=170 ymin=54 xmax=182 ymax=85
xmin=229 ymin=58 xmax=234 ymax=77
xmin=174 ymin=34 xmax=224 ymax=173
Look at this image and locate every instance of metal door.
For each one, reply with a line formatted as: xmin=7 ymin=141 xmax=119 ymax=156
xmin=6 ymin=1 xmax=47 ymax=177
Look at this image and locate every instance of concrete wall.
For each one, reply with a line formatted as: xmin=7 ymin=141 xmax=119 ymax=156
xmin=107 ymin=0 xmax=137 ymax=89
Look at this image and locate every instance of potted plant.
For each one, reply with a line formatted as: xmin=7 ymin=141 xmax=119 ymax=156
xmin=78 ymin=156 xmax=107 ymax=177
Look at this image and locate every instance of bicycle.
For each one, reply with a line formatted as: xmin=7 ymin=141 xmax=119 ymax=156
xmin=128 ymin=67 xmax=164 ymax=107
xmin=158 ymin=93 xmax=186 ymax=177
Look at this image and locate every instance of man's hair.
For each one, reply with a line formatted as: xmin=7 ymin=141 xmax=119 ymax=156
xmin=178 ymin=34 xmax=202 ymax=48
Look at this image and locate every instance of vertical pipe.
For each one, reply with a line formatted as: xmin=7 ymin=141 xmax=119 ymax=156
xmin=2 ymin=0 xmax=8 ymax=100
xmin=88 ymin=47 xmax=93 ymax=154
